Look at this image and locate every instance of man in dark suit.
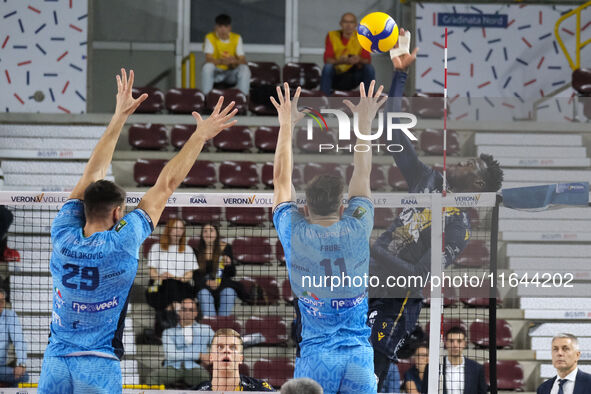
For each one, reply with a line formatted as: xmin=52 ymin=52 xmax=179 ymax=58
xmin=537 ymin=333 xmax=591 ymax=394
xmin=421 ymin=326 xmax=487 ymax=394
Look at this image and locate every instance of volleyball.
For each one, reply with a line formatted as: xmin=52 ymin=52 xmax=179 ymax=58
xmin=357 ymin=12 xmax=399 ymax=54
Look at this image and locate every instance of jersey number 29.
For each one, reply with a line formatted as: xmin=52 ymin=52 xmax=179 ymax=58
xmin=62 ymin=264 xmax=99 ymax=291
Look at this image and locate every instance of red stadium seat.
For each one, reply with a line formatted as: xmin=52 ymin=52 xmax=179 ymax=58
xmin=232 ymin=237 xmax=272 ymax=265
xmin=459 ymin=279 xmax=502 ymax=307
xmin=165 ymin=88 xmax=205 ymax=114
xmin=425 ymin=318 xmax=466 ymax=338
xmin=187 ymin=237 xmax=201 ymax=252
xmin=239 ymin=363 xmax=250 ymax=377
xmin=346 ymin=164 xmax=387 ymax=191
xmin=128 ymin=124 xmax=168 ymax=150
xmin=158 ymin=207 xmax=181 ymax=226
xmin=281 ymin=279 xmax=293 ymax=303
xmin=182 ymin=161 xmax=217 ymax=187
xmin=299 ymin=88 xmax=329 ymax=110
xmin=397 ymin=359 xmax=413 ymax=381
xmin=219 ymin=161 xmax=258 ymax=188
xmin=226 ymin=207 xmax=267 ymax=226
xmin=253 ymin=358 xmax=294 ymax=388
xmin=245 ymin=316 xmax=288 ymax=345
xmin=484 ymin=360 xmax=524 ymax=391
xmin=303 ymin=163 xmax=343 ymax=184
xmin=170 ymin=124 xmax=211 ymax=151
xmin=248 ymin=61 xmax=281 ymax=116
xmin=142 ymin=237 xmax=159 ymax=259
xmin=572 ymin=68 xmax=591 ymax=94
xmin=455 ymin=240 xmax=489 ymax=268
xmin=388 ymin=166 xmax=409 ymax=191
xmin=254 ymin=126 xmax=279 ymax=153
xmin=240 ymin=276 xmax=280 ymax=305
xmin=132 ymin=87 xmax=164 ymax=113
xmin=182 ymin=207 xmax=222 ymax=225
xmin=423 ymin=285 xmax=458 ymax=308
xmin=213 ymin=126 xmax=253 ymax=152
xmin=206 ymin=88 xmax=247 ymax=115
xmin=283 ymin=62 xmax=321 ymax=90
xmin=465 ymin=207 xmax=480 ymax=228
xmin=200 ymin=315 xmax=243 ymax=334
xmin=276 ymin=240 xmax=285 ymax=265
xmin=295 ymin=127 xmax=336 ymax=153
xmin=373 ymin=208 xmax=396 ymax=229
xmin=470 ymin=319 xmax=513 ymax=349
xmin=133 ymin=159 xmax=166 ymax=186
xmin=249 ymin=61 xmax=281 ymax=87
xmin=420 ymin=129 xmax=460 ymax=156
xmin=411 ymin=92 xmax=444 ymax=119
xmin=261 ymin=163 xmax=274 ymax=188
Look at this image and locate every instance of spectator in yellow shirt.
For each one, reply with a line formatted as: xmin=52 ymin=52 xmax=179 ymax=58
xmin=201 ymin=14 xmax=251 ymax=95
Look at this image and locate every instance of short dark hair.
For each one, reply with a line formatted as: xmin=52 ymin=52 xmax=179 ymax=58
xmin=83 ymin=180 xmax=126 ymax=221
xmin=479 ymin=153 xmax=503 ymax=192
xmin=215 ymin=14 xmax=231 ymax=26
xmin=445 ymin=326 xmax=466 ymax=339
xmin=305 ymin=174 xmax=344 ymax=216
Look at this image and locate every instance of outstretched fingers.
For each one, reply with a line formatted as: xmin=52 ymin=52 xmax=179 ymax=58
xmin=367 ymin=80 xmax=375 ymax=98
xmin=359 ymin=82 xmax=366 ymax=98
xmin=128 ymin=70 xmax=135 ymax=91
xmin=121 ymin=68 xmax=127 ymax=90
xmin=270 ymin=96 xmax=280 ymax=109
xmin=219 ymin=100 xmax=236 ymax=117
xmin=212 ymin=96 xmax=224 ymax=115
xmin=116 ymin=75 xmax=122 ymax=94
xmin=192 ymin=111 xmax=203 ymax=124
xmin=342 ymin=99 xmax=354 ymax=112
xmin=374 ymin=84 xmax=384 ymax=99
xmin=276 ymin=86 xmax=284 ymax=105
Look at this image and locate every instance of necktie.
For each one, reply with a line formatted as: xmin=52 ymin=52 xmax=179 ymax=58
xmin=558 ymin=378 xmax=567 ymax=394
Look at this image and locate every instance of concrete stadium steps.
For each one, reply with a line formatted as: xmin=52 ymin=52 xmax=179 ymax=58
xmin=496 ymin=157 xmax=591 ymax=167
xmin=500 ymin=207 xmax=591 ymax=220
xmin=477 ymin=145 xmax=587 ymax=158
xmin=1 ymin=138 xmax=99 ymax=151
xmin=4 ymin=174 xmax=114 ymax=187
xmin=0 ymin=125 xmax=106 ymax=139
xmin=474 ymin=133 xmax=583 ymax=146
xmin=1 ymin=161 xmax=111 ymax=175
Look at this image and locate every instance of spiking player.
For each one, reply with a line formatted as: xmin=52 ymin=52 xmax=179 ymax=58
xmin=272 ymin=81 xmax=386 ymax=394
xmin=38 ymin=69 xmax=237 ymax=394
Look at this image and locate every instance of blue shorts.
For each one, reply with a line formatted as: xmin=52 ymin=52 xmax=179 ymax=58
xmin=295 ymin=345 xmax=377 ymax=394
xmin=38 ymin=355 xmax=121 ymax=394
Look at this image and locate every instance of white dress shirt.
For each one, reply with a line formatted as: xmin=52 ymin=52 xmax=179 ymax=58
xmin=551 ymin=367 xmax=578 ymax=394
xmin=446 ymin=356 xmax=465 ymax=394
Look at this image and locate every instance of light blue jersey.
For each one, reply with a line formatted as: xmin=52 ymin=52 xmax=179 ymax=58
xmin=273 ymin=197 xmax=374 ymax=355
xmin=46 ymin=199 xmax=153 ymax=359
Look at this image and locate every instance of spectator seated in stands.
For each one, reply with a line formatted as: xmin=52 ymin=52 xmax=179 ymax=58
xmin=146 ymin=219 xmax=197 ymax=335
xmin=320 ymin=12 xmax=375 ymax=95
xmin=0 ymin=289 xmax=28 ymax=387
xmin=201 ymin=14 xmax=251 ymax=96
xmin=402 ymin=342 xmax=429 ymax=394
xmin=422 ymin=326 xmax=487 ymax=394
xmin=281 ymin=378 xmax=323 ymax=393
xmin=147 ymin=298 xmax=213 ymax=388
xmin=193 ymin=328 xmax=274 ymax=391
xmin=0 ymin=206 xmax=20 ymax=262
xmin=193 ymin=224 xmax=241 ymax=317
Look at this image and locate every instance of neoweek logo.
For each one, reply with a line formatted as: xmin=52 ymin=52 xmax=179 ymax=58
xmin=304 ymin=107 xmax=418 ymax=153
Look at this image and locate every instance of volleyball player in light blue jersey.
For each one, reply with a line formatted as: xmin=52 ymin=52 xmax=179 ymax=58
xmin=38 ymin=68 xmax=238 ymax=394
xmin=272 ymin=81 xmax=386 ymax=394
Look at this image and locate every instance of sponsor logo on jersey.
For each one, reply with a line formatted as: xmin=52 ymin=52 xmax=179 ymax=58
xmin=72 ymin=296 xmax=119 ymax=313
xmin=377 ymin=332 xmax=385 ymax=341
xmin=114 ymin=219 xmax=127 ymax=232
xmin=352 ymin=206 xmax=367 ymax=219
xmin=330 ymin=293 xmax=365 ymax=310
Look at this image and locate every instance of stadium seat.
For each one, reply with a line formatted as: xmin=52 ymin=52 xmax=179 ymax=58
xmin=396 ymin=359 xmax=412 ymax=381
xmin=572 ymin=68 xmax=591 ymax=119
xmin=240 ymin=276 xmax=280 ymax=305
xmin=165 ymin=88 xmax=206 ymax=114
xmin=213 ymin=126 xmax=253 ymax=152
xmin=158 ymin=207 xmax=181 ymax=225
xmin=142 ymin=236 xmax=158 ymax=258
xmin=455 ymin=240 xmax=489 ymax=268
xmin=249 ymin=61 xmax=281 ymax=87
xmin=226 ymin=207 xmax=267 ymax=226
xmin=411 ymin=92 xmax=444 ymax=119
xmin=232 ymin=237 xmax=272 ymax=265
xmin=182 ymin=207 xmax=222 ymax=225
xmin=249 ymin=61 xmax=281 ymax=115
xmin=484 ymin=360 xmax=524 ymax=391
xmin=132 ymin=87 xmax=164 ymax=113
xmin=373 ymin=208 xmax=396 ymax=229
xmin=254 ymin=126 xmax=279 ymax=153
xmin=261 ymin=162 xmax=274 ymax=188
xmin=466 ymin=207 xmax=480 ymax=228
xmin=245 ymin=316 xmax=288 ymax=345
xmin=206 ymin=88 xmax=247 ymax=115
xmin=133 ymin=159 xmax=166 ymax=186
xmin=420 ymin=129 xmax=460 ymax=155
xmin=128 ymin=124 xmax=168 ymax=150
xmin=219 ymin=161 xmax=258 ymax=188
xmin=425 ymin=318 xmax=466 ymax=337
xmin=299 ymin=88 xmax=329 ymax=109
xmin=388 ymin=166 xmax=409 ymax=191
xmin=295 ymin=127 xmax=336 ymax=153
xmin=423 ymin=285 xmax=458 ymax=307
xmin=276 ymin=240 xmax=285 ymax=264
xmin=283 ymin=62 xmax=321 ymax=90
xmin=239 ymin=363 xmax=250 ymax=377
xmin=253 ymin=358 xmax=294 ymax=388
xmin=459 ymin=279 xmax=502 ymax=307
xmin=200 ymin=315 xmax=242 ymax=334
xmin=470 ymin=319 xmax=513 ymax=349
xmin=281 ymin=279 xmax=293 ymax=303
xmin=181 ymin=161 xmax=217 ymax=187
xmin=346 ymin=164 xmax=387 ymax=191
xmin=187 ymin=237 xmax=201 ymax=252
xmin=303 ymin=163 xmax=343 ymax=184
xmin=170 ymin=124 xmax=211 ymax=151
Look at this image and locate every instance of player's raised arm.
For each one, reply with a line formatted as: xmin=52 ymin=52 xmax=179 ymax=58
xmin=344 ymin=80 xmax=387 ymax=198
xmin=69 ymin=69 xmax=148 ymax=200
xmin=138 ymin=97 xmax=237 ymax=225
xmin=271 ymin=82 xmax=302 ymax=211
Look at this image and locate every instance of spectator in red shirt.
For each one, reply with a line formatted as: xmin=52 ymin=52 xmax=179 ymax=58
xmin=320 ymin=13 xmax=375 ymax=95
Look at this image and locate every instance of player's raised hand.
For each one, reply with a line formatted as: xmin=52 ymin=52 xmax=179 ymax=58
xmin=115 ymin=68 xmax=148 ymax=117
xmin=191 ymin=97 xmax=238 ymax=140
xmin=391 ymin=29 xmax=419 ymax=71
xmin=343 ymin=80 xmax=387 ymax=134
xmin=270 ymin=82 xmax=302 ymax=127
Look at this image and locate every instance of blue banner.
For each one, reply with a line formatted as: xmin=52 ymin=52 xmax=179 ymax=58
xmin=438 ymin=13 xmax=508 ymax=28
